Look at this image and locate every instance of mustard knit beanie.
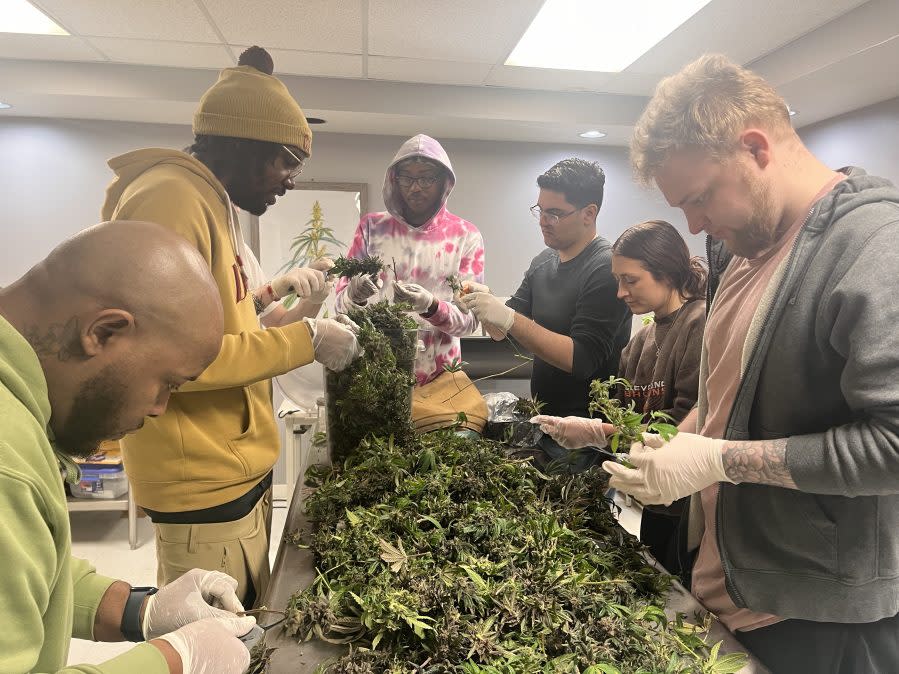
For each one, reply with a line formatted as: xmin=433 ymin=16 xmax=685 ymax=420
xmin=193 ymin=46 xmax=312 ymax=156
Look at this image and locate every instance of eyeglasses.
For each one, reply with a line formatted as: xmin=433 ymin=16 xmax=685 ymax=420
xmin=396 ymin=174 xmax=441 ymax=189
xmin=281 ymin=145 xmax=307 ymax=180
xmin=530 ymin=204 xmax=582 ymax=225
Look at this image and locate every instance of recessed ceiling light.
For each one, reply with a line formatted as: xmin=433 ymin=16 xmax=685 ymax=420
xmin=579 ymin=130 xmax=606 ymax=139
xmin=0 ymin=0 xmax=68 ymax=35
xmin=0 ymin=102 xmax=11 ymax=110
xmin=507 ymin=0 xmax=713 ymax=73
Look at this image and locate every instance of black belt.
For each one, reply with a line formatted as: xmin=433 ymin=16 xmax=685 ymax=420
xmin=144 ymin=472 xmax=273 ymax=525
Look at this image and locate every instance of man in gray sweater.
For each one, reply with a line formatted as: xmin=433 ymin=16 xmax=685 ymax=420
xmin=611 ymin=54 xmax=899 ymax=671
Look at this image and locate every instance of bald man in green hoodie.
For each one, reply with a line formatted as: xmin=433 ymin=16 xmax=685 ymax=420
xmin=0 ymin=221 xmax=255 ymax=673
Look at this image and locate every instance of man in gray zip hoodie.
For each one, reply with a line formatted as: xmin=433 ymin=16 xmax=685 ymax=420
xmin=611 ymin=54 xmax=899 ymax=671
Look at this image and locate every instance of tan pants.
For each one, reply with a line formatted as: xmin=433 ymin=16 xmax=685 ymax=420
xmin=153 ymin=488 xmax=273 ymax=607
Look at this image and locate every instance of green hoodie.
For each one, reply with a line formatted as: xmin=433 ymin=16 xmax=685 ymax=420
xmin=0 ymin=315 xmax=167 ymax=673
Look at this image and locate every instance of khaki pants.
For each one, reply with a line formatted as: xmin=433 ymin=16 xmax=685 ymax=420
xmin=153 ymin=488 xmax=273 ymax=607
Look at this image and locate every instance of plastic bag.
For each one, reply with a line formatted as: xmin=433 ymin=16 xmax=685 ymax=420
xmin=482 ymin=392 xmax=541 ymax=447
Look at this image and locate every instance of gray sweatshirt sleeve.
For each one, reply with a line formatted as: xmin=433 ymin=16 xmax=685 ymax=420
xmin=787 ymin=220 xmax=899 ymax=495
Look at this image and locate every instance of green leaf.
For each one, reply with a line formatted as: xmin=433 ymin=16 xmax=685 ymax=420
xmin=585 ymin=665 xmax=622 ymax=674
xmin=459 ymin=564 xmax=488 ymax=590
xmin=345 ymin=508 xmax=361 ymax=526
xmin=651 ymin=423 xmax=679 ymax=440
xmin=707 ymin=650 xmax=749 ymax=673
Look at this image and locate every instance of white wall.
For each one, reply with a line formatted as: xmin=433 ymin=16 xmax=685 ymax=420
xmin=799 ymin=96 xmax=899 ymax=186
xmin=0 ymin=116 xmax=691 ymax=294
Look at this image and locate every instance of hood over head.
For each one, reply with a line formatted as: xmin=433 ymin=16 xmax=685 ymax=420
xmin=382 ymin=134 xmax=456 ymax=228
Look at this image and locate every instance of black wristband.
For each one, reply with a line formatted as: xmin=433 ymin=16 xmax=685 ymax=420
xmin=420 ymin=298 xmax=440 ymax=318
xmin=121 ymin=586 xmax=158 ymax=642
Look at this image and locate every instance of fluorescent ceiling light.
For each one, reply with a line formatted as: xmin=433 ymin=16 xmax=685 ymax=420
xmin=579 ymin=130 xmax=606 ymax=139
xmin=506 ymin=0 xmax=712 ymax=72
xmin=0 ymin=0 xmax=68 ymax=35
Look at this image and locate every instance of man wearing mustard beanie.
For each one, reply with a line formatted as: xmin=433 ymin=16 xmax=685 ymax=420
xmin=101 ymin=47 xmax=361 ymax=606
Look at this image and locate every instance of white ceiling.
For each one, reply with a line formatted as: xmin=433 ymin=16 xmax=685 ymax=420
xmin=1 ymin=0 xmax=897 ymax=145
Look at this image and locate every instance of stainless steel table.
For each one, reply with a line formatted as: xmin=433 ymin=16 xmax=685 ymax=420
xmin=260 ymin=479 xmax=767 ymax=673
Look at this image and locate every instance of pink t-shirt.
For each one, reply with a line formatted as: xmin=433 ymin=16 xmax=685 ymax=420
xmin=692 ymin=174 xmax=844 ymax=632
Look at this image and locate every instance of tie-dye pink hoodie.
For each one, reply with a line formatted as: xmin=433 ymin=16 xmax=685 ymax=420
xmin=335 ymin=134 xmax=485 ymax=385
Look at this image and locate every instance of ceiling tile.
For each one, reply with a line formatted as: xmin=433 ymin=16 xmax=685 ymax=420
xmin=206 ymin=0 xmax=363 ymax=52
xmin=87 ymin=38 xmax=233 ymax=69
xmin=485 ymin=66 xmax=613 ymax=93
xmin=229 ymin=47 xmax=363 ymax=78
xmin=597 ymin=72 xmax=664 ymax=96
xmin=368 ymin=57 xmax=492 ymax=86
xmin=368 ymin=0 xmax=543 ymax=63
xmin=0 ymin=34 xmax=103 ymax=62
xmin=628 ymin=0 xmax=869 ymax=73
xmin=32 ymin=0 xmax=221 ymax=42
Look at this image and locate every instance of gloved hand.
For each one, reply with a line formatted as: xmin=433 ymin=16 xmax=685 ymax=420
xmin=458 ymin=292 xmax=516 ymax=333
xmin=143 ymin=569 xmax=244 ymax=640
xmin=304 ymin=315 xmax=361 ymax=371
xmin=530 ymin=415 xmax=613 ymax=449
xmin=346 ymin=272 xmax=383 ymax=305
xmin=271 ymin=267 xmax=327 ymax=300
xmin=392 ymin=281 xmax=435 ymax=313
xmin=454 ymin=281 xmax=490 ymax=313
xmin=307 ymin=258 xmax=335 ymax=303
xmin=155 ymin=615 xmax=255 ymax=674
xmin=602 ymin=432 xmax=731 ymax=506
xmin=309 ymin=257 xmax=335 ymax=273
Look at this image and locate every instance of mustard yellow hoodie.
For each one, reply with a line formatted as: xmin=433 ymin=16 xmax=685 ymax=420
xmin=102 ymin=149 xmax=315 ymax=511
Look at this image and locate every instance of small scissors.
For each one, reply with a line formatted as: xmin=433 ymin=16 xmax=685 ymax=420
xmin=236 ymin=608 xmax=287 ymax=650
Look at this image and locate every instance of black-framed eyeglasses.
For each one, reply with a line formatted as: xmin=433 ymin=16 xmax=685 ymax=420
xmin=530 ymin=204 xmax=582 ymax=225
xmin=396 ymin=174 xmax=441 ymax=189
xmin=281 ymin=145 xmax=307 ymax=180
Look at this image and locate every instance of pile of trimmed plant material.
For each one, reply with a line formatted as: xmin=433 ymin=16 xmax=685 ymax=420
xmin=325 ymin=301 xmax=418 ymax=464
xmin=283 ymin=430 xmax=746 ymax=673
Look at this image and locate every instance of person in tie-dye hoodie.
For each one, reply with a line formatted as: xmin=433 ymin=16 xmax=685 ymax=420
xmin=335 ymin=134 xmax=485 ymax=385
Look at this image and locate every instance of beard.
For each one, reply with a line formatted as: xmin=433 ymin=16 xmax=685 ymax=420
xmin=55 ymin=365 xmax=132 ymax=459
xmin=725 ymin=168 xmax=779 ymax=258
xmin=229 ymin=183 xmax=269 ymax=216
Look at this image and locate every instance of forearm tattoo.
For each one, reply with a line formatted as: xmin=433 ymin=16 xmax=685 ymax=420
xmin=722 ymin=438 xmax=797 ymax=489
xmin=23 ymin=317 xmax=82 ymax=362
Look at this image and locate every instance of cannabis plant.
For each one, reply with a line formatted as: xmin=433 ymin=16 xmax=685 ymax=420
xmin=330 ymin=255 xmax=386 ymax=280
xmin=280 ymin=200 xmax=346 ymax=308
xmin=588 ymin=376 xmax=678 ymax=454
xmin=279 ymin=431 xmax=745 ymax=673
xmin=325 ymin=301 xmax=418 ymax=464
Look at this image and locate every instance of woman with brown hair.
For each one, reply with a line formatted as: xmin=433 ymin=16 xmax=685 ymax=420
xmin=533 ymin=219 xmax=706 ymax=575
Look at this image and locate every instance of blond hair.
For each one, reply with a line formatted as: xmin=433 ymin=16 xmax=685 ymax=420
xmin=631 ymin=54 xmax=792 ymax=184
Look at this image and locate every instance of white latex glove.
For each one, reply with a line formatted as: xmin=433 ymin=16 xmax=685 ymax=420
xmin=346 ymin=272 xmax=382 ymax=305
xmin=454 ymin=281 xmax=490 ymax=313
xmin=309 ymin=257 xmax=335 ymax=273
xmin=530 ymin=415 xmax=612 ymax=449
xmin=143 ymin=569 xmax=245 ymax=640
xmin=304 ymin=315 xmax=361 ymax=372
xmin=458 ymin=292 xmax=516 ymax=333
xmin=602 ymin=432 xmax=731 ymax=506
xmin=392 ymin=281 xmax=435 ymax=313
xmin=307 ymin=258 xmax=335 ymax=303
xmin=156 ymin=615 xmax=255 ymax=674
xmin=271 ymin=267 xmax=327 ymax=300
